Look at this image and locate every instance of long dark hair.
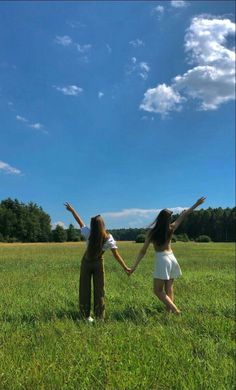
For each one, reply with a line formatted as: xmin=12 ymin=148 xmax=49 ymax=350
xmin=86 ymin=215 xmax=108 ymax=259
xmin=148 ymin=209 xmax=173 ymax=246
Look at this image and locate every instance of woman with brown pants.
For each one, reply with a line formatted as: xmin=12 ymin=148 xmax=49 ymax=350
xmin=65 ymin=202 xmax=130 ymax=322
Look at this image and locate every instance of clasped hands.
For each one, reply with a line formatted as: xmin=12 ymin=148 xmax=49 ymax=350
xmin=124 ymin=266 xmax=136 ymax=276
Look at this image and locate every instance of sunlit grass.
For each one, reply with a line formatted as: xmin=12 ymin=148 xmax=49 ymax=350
xmin=0 ymin=242 xmax=234 ymax=389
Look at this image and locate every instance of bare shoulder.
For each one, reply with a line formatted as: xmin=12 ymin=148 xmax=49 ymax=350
xmin=105 ymin=231 xmax=110 ymax=240
xmin=169 ymin=223 xmax=175 ymax=232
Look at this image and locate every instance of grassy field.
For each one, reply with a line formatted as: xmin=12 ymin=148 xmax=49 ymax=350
xmin=0 ymin=242 xmax=234 ymax=390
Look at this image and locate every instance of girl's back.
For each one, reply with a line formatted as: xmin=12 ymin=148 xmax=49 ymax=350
xmin=153 ymin=226 xmax=173 ymax=252
xmin=149 ymin=209 xmax=174 ymax=252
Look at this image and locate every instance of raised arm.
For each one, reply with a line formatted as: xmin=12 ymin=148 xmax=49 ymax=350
xmin=64 ymin=202 xmax=85 ymax=228
xmin=111 ymin=248 xmax=131 ymax=274
xmin=171 ymin=197 xmax=206 ymax=232
xmin=129 ymin=235 xmax=151 ymax=275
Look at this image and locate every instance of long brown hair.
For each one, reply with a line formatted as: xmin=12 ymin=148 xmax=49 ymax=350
xmin=86 ymin=215 xmax=108 ymax=259
xmin=148 ymin=209 xmax=173 ymax=246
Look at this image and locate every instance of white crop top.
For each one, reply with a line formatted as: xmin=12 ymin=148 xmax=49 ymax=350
xmin=81 ymin=226 xmax=118 ymax=250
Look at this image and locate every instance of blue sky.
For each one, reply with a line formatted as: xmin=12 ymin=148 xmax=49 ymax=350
xmin=0 ymin=1 xmax=235 ymax=229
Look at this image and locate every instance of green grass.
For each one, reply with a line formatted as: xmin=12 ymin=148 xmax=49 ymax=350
xmin=0 ymin=242 xmax=234 ymax=390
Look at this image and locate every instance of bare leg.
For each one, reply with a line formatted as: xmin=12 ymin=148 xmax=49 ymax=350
xmin=165 ymin=279 xmax=174 ymax=301
xmin=154 ymin=279 xmax=180 ymax=314
xmin=164 ymin=279 xmax=175 ymax=313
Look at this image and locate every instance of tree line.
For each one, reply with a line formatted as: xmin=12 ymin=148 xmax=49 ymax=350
xmin=108 ymin=207 xmax=235 ymax=243
xmin=0 ymin=198 xmax=81 ymax=243
xmin=0 ymin=198 xmax=235 ymax=243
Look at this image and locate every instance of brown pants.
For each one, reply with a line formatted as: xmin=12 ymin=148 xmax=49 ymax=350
xmin=79 ymin=256 xmax=105 ymax=319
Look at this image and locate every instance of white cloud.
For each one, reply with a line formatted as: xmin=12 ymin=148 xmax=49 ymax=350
xmin=52 ymin=221 xmax=67 ymax=229
xmin=103 ymin=208 xmax=159 ymax=218
xmin=29 ymin=123 xmax=43 ymax=130
xmin=139 ymin=62 xmax=150 ymax=79
xmin=139 ymin=73 xmax=148 ymax=80
xmin=0 ymin=160 xmax=21 ymax=175
xmin=174 ymin=65 xmax=234 ymax=110
xmin=140 ymin=62 xmax=150 ymax=72
xmin=55 ymin=35 xmax=73 ymax=46
xmin=129 ymin=39 xmax=144 ymax=48
xmin=16 ymin=114 xmax=46 ymax=133
xmin=153 ymin=5 xmax=165 ymax=19
xmin=127 ymin=58 xmax=150 ymax=80
xmin=54 ymin=35 xmax=92 ymax=59
xmin=54 ymin=85 xmax=83 ymax=96
xmin=156 ymin=5 xmax=165 ymax=13
xmin=185 ymin=17 xmax=235 ymax=65
xmin=16 ymin=115 xmax=28 ymax=123
xmin=76 ymin=43 xmax=92 ymax=53
xmin=140 ymin=84 xmax=185 ymax=116
xmin=141 ymin=115 xmax=154 ymax=121
xmin=102 ymin=207 xmax=187 ymax=228
xmin=98 ymin=91 xmax=104 ymax=99
xmin=171 ymin=0 xmax=187 ymax=8
xmin=174 ymin=17 xmax=235 ymax=110
xmin=67 ymin=20 xmax=86 ymax=29
xmin=140 ymin=16 xmax=235 ymax=117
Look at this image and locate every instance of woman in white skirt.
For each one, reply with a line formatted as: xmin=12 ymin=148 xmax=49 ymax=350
xmin=129 ymin=197 xmax=206 ymax=314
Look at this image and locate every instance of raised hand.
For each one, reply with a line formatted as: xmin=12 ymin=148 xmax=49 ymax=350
xmin=195 ymin=197 xmax=206 ymax=207
xmin=64 ymin=202 xmax=74 ymax=212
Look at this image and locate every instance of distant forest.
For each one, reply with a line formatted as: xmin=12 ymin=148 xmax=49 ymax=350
xmin=0 ymin=198 xmax=235 ymax=243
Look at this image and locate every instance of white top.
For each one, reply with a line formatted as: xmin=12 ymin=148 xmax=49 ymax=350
xmin=81 ymin=226 xmax=118 ymax=250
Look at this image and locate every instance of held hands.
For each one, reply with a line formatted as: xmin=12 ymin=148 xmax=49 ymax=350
xmin=125 ymin=266 xmax=136 ymax=276
xmin=124 ymin=266 xmax=132 ymax=275
xmin=64 ymin=202 xmax=74 ymax=213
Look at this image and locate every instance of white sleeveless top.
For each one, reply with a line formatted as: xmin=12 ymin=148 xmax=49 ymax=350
xmin=81 ymin=226 xmax=118 ymax=251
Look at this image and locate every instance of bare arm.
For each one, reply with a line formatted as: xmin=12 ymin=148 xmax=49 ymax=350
xmin=64 ymin=202 xmax=85 ymax=228
xmin=111 ymin=248 xmax=130 ymax=273
xmin=171 ymin=197 xmax=206 ymax=232
xmin=130 ymin=235 xmax=151 ymax=274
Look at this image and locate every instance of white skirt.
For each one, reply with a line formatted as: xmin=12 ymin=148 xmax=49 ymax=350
xmin=153 ymin=251 xmax=182 ymax=280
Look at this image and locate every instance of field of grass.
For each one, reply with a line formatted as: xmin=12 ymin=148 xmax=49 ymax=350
xmin=0 ymin=242 xmax=234 ymax=390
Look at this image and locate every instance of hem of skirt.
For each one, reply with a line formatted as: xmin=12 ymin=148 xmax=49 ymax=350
xmin=153 ymin=274 xmax=182 ymax=280
xmin=155 ymin=250 xmax=173 ymax=254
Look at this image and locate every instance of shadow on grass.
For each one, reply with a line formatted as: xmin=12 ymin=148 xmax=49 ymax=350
xmin=109 ymin=305 xmax=163 ymax=323
xmin=0 ymin=305 xmax=165 ymax=325
xmin=1 ymin=304 xmax=233 ymax=326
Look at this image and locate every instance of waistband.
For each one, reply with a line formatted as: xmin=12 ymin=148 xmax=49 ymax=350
xmin=82 ymin=252 xmax=104 ymax=262
xmin=156 ymin=250 xmax=173 ymax=255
